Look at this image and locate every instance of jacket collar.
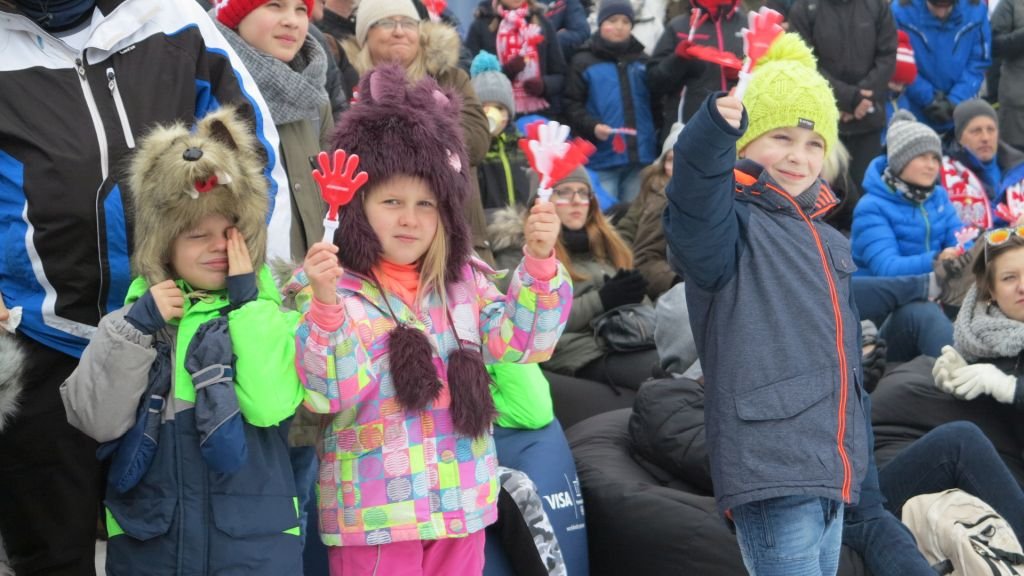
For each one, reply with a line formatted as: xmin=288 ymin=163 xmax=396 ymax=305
xmin=733 ymin=159 xmax=839 ymax=220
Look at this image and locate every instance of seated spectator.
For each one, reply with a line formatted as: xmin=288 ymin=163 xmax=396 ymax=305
xmin=993 ymin=0 xmax=1024 ymax=152
xmin=617 ymin=123 xmax=685 ymax=299
xmin=646 ymin=0 xmax=744 ymax=142
xmin=933 ymin=226 xmax=1024 ymax=436
xmin=563 ymin=0 xmax=656 ymax=202
xmin=489 ymin=167 xmax=659 ymax=390
xmin=942 ymin=99 xmax=1024 ymax=229
xmin=465 ymin=0 xmax=568 ymax=117
xmin=852 ymin=110 xmax=964 ymax=276
xmin=471 ymin=52 xmax=533 ymax=213
xmin=890 ymin=0 xmax=991 ymax=136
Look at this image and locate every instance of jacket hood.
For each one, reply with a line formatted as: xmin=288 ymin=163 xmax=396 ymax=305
xmin=486 ymin=206 xmax=526 ymax=253
xmin=862 ymin=155 xmax=911 ymax=205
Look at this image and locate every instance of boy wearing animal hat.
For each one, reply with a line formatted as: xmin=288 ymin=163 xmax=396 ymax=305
xmin=61 ymin=107 xmax=305 ymax=575
xmin=663 ymin=34 xmax=869 ymax=574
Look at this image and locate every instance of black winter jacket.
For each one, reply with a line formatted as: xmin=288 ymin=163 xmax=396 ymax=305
xmin=789 ymin=0 xmax=898 ymax=135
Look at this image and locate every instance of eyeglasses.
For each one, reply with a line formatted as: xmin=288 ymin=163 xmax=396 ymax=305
xmin=371 ymin=17 xmax=420 ymax=32
xmin=553 ymin=187 xmax=592 ymax=202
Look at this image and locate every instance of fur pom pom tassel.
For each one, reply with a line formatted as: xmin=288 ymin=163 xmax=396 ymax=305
xmin=447 ymin=347 xmax=496 ymax=438
xmin=0 ymin=333 xmax=26 ymax=433
xmin=388 ymin=324 xmax=442 ymax=411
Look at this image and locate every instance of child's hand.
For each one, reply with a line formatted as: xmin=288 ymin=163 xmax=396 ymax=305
xmin=226 ymin=228 xmax=253 ymax=277
xmin=304 ymin=242 xmax=342 ymax=305
xmin=716 ymin=95 xmax=744 ymax=130
xmin=150 ymin=280 xmax=184 ymax=321
xmin=594 ymin=124 xmax=613 ymax=142
xmin=524 ymin=200 xmax=560 ymax=259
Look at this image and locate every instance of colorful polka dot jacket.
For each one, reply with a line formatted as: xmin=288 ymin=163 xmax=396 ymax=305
xmin=295 ymin=257 xmax=572 ymax=546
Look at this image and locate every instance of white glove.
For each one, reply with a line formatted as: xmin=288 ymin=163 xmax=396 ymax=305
xmin=932 ymin=345 xmax=967 ymax=394
xmin=948 ymin=363 xmax=1018 ymax=404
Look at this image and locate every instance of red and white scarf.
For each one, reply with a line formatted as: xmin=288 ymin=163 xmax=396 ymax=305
xmin=495 ymin=3 xmax=548 ymax=114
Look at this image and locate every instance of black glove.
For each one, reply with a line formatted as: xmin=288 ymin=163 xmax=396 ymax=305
xmin=923 ymin=92 xmax=955 ymax=125
xmin=522 ymin=77 xmax=545 ymax=97
xmin=598 ymin=269 xmax=648 ymax=311
xmin=502 ymin=55 xmax=526 ymax=80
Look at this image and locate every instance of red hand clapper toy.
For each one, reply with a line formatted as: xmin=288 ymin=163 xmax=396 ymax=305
xmin=312 ymin=150 xmax=369 ymax=243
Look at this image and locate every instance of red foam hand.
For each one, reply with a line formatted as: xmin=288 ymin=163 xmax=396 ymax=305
xmin=524 ymin=23 xmax=545 ymax=49
xmin=742 ymin=7 xmax=784 ymax=70
xmin=312 ymin=150 xmax=369 ymax=220
xmin=423 ymin=0 xmax=447 ymax=18
xmin=548 ymin=138 xmax=596 ymax=184
xmin=685 ymin=44 xmax=743 ymax=71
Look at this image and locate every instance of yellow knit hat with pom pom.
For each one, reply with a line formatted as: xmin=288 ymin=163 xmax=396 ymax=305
xmin=736 ymin=33 xmax=839 ymax=154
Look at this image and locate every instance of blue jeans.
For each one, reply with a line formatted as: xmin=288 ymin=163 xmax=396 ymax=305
xmin=852 ymin=275 xmax=953 ymax=360
xmin=593 ymin=165 xmax=643 ymax=203
xmin=733 ymin=496 xmax=845 ymax=576
xmin=878 ymin=421 xmax=1024 ymax=540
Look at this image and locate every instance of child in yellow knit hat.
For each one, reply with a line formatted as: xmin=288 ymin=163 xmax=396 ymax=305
xmin=663 ymin=33 xmax=868 ymax=575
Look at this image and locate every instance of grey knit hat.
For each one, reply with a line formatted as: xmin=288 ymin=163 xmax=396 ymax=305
xmin=954 ymin=98 xmax=998 ymax=141
xmin=355 ymin=0 xmax=420 ymax=47
xmin=470 ymin=52 xmax=516 ymax=118
xmin=887 ymin=110 xmax=942 ymax=177
xmin=598 ymin=0 xmax=635 ymax=24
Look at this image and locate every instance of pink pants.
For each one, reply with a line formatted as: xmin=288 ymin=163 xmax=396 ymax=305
xmin=327 ymin=531 xmax=485 ymax=576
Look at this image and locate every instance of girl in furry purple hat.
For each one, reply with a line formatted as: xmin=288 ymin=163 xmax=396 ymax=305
xmin=292 ymin=65 xmax=573 ymax=575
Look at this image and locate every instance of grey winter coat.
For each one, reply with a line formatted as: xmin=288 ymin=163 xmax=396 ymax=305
xmin=993 ymin=0 xmax=1024 ymax=147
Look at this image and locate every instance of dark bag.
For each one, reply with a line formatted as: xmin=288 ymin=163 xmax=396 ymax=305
xmin=590 ymin=304 xmax=657 ymax=352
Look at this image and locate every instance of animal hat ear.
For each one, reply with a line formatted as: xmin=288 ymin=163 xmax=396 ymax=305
xmin=196 ymin=106 xmax=254 ymax=153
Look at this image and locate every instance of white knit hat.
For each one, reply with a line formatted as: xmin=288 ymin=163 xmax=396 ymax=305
xmin=355 ymin=0 xmax=421 ymax=47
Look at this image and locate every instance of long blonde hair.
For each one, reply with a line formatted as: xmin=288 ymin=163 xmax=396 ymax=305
xmin=551 ymin=194 xmax=634 ymax=282
xmin=419 ymin=216 xmax=449 ymax=310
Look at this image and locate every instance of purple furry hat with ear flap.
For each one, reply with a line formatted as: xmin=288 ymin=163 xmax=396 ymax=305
xmin=328 ymin=65 xmax=473 ymax=285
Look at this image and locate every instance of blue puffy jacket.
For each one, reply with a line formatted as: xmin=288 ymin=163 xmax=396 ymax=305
xmin=852 ymin=155 xmax=963 ymax=276
xmin=891 ymin=0 xmax=991 ymax=134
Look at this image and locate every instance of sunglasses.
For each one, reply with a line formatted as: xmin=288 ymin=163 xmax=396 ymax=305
xmin=983 ymin=225 xmax=1024 ymax=262
xmin=371 ymin=17 xmax=420 ymax=32
xmin=553 ymin=187 xmax=592 ymax=203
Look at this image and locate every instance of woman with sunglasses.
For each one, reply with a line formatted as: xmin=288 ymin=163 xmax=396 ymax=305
xmin=933 ymin=226 xmax=1024 ymax=414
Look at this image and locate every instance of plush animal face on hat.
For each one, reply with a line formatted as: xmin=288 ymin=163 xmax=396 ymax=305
xmin=128 ymin=106 xmax=268 ymax=285
xmin=328 ymin=64 xmax=472 ymax=284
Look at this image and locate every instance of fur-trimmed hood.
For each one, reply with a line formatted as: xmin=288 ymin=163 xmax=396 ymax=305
xmin=343 ymin=21 xmax=461 ymax=79
xmin=486 ymin=205 xmax=526 ymax=254
xmin=0 ymin=332 xmax=26 ymax=432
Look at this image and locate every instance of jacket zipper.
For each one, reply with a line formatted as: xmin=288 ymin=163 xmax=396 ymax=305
xmin=775 ymin=187 xmax=853 ymax=503
xmin=920 ymin=204 xmax=931 ymax=248
xmin=106 ymin=68 xmax=135 ymax=149
xmin=76 ymin=56 xmax=111 ymax=321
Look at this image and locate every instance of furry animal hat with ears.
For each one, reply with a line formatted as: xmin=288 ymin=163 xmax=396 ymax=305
xmin=328 ymin=65 xmax=495 ymax=438
xmin=328 ymin=64 xmax=473 ymax=286
xmin=128 ymin=106 xmax=269 ymax=285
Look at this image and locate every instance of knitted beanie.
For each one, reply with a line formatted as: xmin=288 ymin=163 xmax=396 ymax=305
xmin=598 ymin=0 xmax=635 ymax=24
xmin=215 ymin=0 xmax=314 ymax=29
xmin=470 ymin=51 xmax=516 ymax=117
xmin=736 ymin=33 xmax=839 ymax=154
xmin=892 ymin=30 xmax=918 ymax=86
xmin=527 ymin=165 xmax=592 ymax=203
xmin=355 ymin=0 xmax=421 ymax=46
xmin=886 ymin=109 xmax=942 ymax=177
xmin=954 ymin=98 xmax=998 ymax=141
